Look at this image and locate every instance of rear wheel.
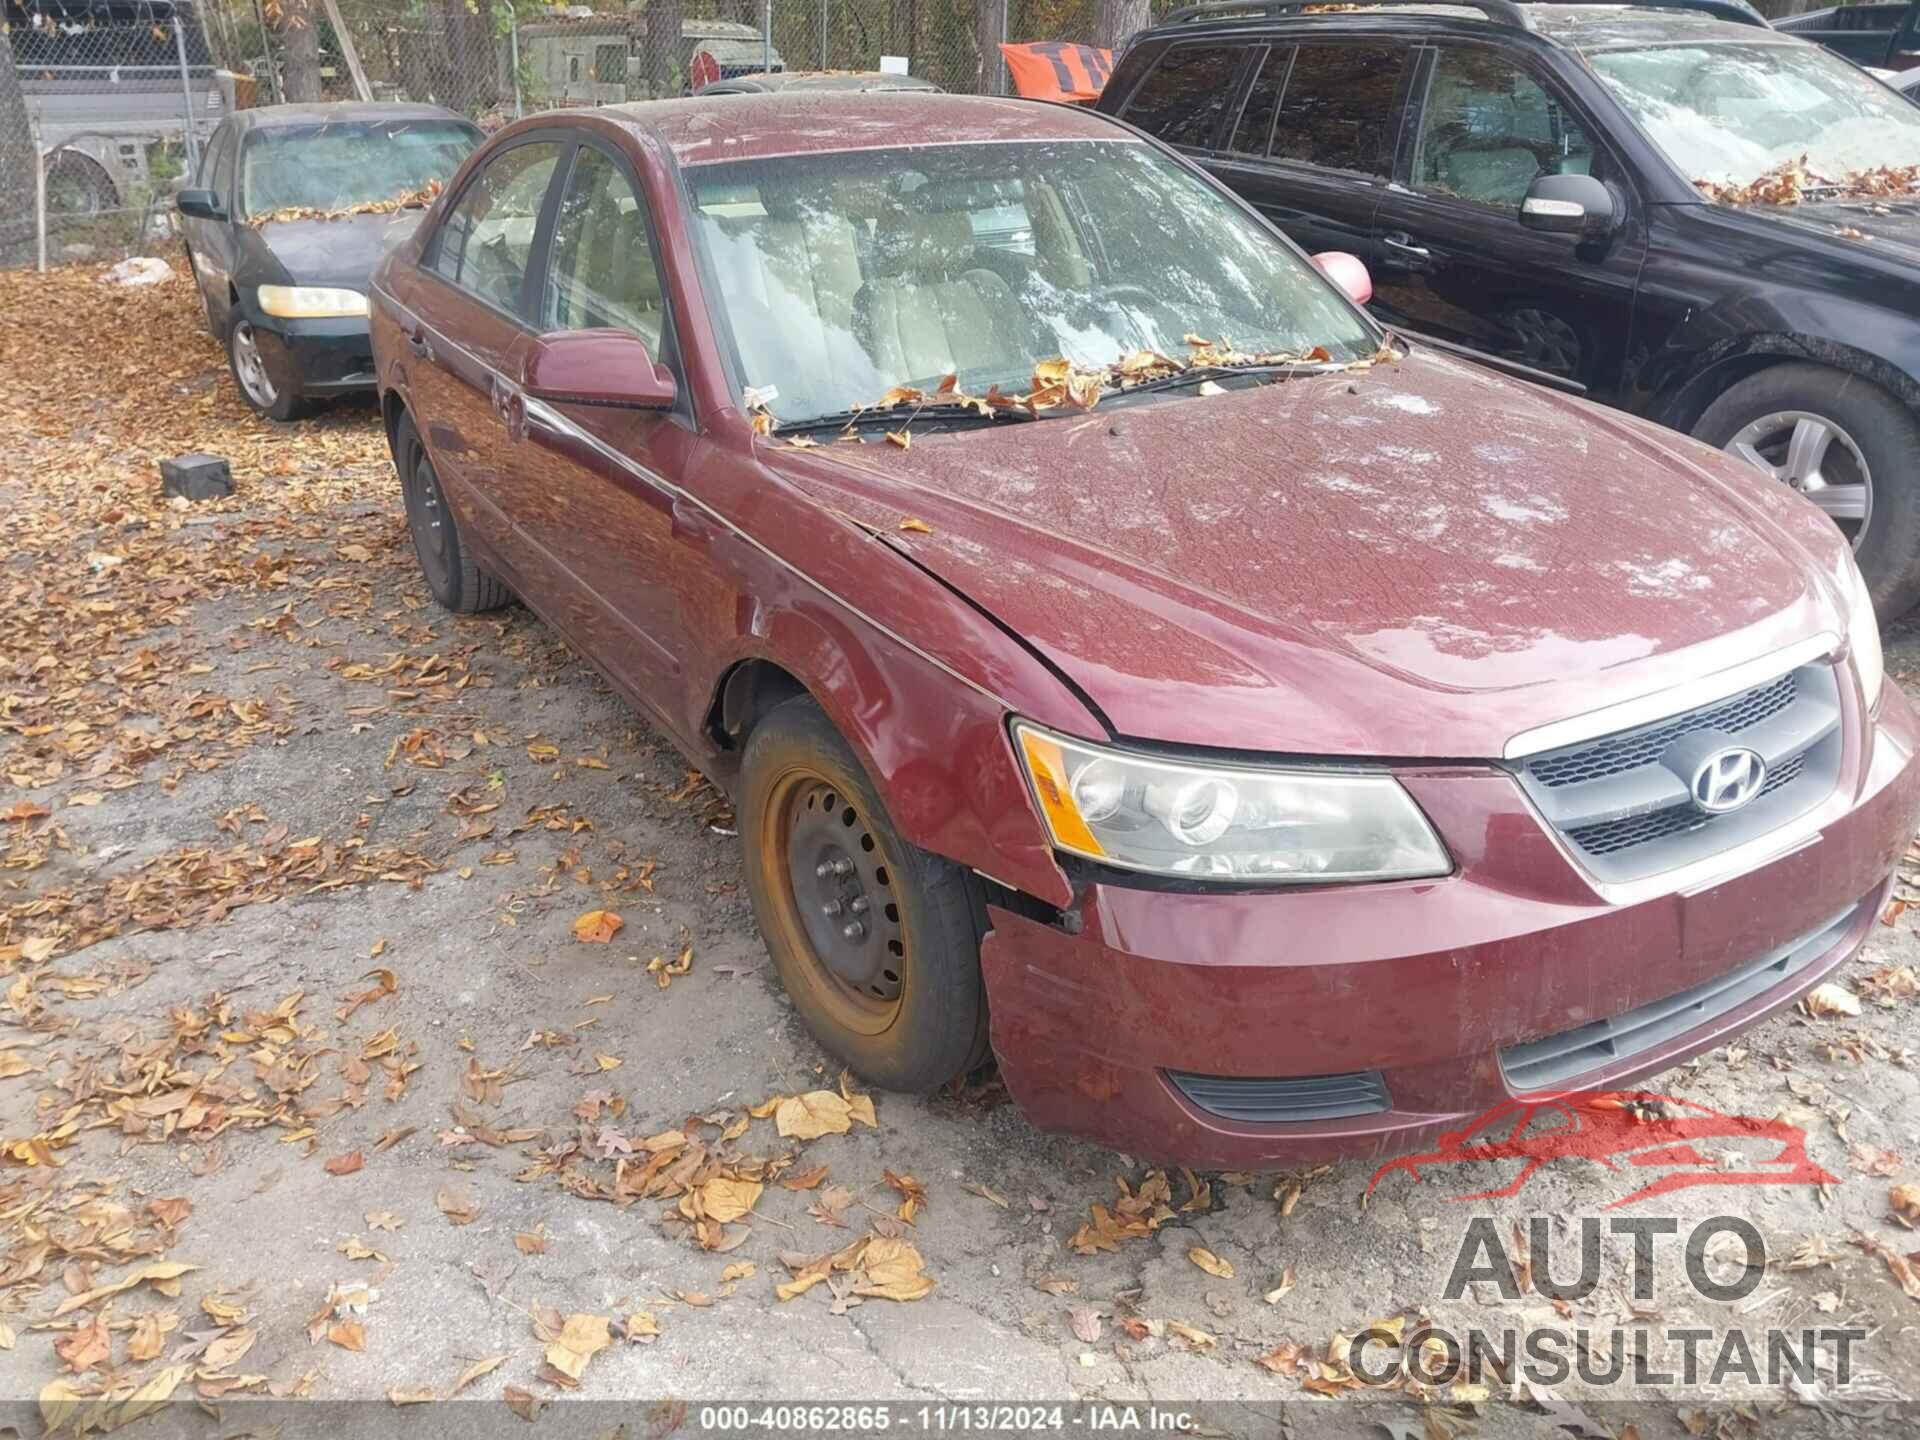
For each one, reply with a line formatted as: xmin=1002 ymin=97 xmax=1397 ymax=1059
xmin=1693 ymin=363 xmax=1920 ymax=617
xmin=741 ymin=696 xmax=989 ymax=1092
xmin=394 ymin=411 xmax=511 ymax=613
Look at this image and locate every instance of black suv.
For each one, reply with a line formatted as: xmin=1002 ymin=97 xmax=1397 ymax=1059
xmin=1098 ymin=0 xmax=1920 ymax=615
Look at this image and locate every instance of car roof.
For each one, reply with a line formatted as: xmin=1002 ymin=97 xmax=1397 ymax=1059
xmin=234 ymin=101 xmax=473 ymax=130
xmin=599 ymin=92 xmax=1126 ymax=165
xmin=706 ymin=69 xmax=944 ymax=92
xmin=1140 ymin=1 xmax=1784 ymax=51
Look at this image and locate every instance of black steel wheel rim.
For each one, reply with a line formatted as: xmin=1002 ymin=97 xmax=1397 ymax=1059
xmin=773 ymin=775 xmax=907 ymax=1018
xmin=404 ymin=444 xmax=453 ymax=595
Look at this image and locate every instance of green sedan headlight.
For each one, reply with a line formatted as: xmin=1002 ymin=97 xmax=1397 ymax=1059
xmin=1012 ymin=721 xmax=1451 ymax=883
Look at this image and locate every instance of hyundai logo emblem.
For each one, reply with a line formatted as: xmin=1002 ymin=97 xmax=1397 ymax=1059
xmin=1690 ymin=747 xmax=1767 ymax=814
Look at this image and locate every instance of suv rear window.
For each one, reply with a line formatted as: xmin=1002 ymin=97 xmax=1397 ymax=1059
xmin=1268 ymin=42 xmax=1405 ymax=176
xmin=1122 ymin=45 xmax=1244 ymax=149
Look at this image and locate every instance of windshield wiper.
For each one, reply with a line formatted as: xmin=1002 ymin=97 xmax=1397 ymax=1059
xmin=1111 ymin=359 xmax=1340 ymax=399
xmin=773 ymin=400 xmax=1038 ymax=435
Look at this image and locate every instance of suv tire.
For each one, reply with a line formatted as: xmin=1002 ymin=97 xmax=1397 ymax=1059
xmin=1693 ymin=363 xmax=1920 ymax=618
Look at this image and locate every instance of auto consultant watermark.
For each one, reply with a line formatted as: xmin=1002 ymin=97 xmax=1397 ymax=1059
xmin=1334 ymin=1213 xmax=1870 ymax=1391
xmin=1348 ymin=1091 xmax=1872 ymax=1399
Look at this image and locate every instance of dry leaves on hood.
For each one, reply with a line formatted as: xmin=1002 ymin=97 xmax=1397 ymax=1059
xmin=775 ymin=1232 xmax=936 ymax=1302
xmin=246 ymin=179 xmax=443 ymax=229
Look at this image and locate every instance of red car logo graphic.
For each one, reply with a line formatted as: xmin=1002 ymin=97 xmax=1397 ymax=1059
xmin=1367 ymin=1090 xmax=1836 ymax=1208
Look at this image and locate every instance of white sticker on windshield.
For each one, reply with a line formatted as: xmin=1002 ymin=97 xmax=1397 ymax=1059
xmin=743 ymin=385 xmax=779 ymax=408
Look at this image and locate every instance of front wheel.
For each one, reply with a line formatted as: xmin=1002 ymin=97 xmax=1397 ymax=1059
xmin=741 ymin=696 xmax=989 ymax=1092
xmin=227 ymin=320 xmax=309 ymax=422
xmin=1693 ymin=363 xmax=1920 ymax=618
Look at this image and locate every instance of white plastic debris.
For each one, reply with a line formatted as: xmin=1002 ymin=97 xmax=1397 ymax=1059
xmin=100 ymin=257 xmax=173 ymax=287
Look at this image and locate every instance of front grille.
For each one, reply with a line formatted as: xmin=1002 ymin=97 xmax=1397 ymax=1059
xmin=1565 ymin=753 xmax=1808 ymax=857
xmin=1527 ymin=674 xmax=1798 ymax=788
xmin=1167 ymin=1069 xmax=1390 ymax=1123
xmin=1500 ymin=896 xmax=1868 ymax=1090
xmin=1515 ymin=663 xmax=1841 ymax=883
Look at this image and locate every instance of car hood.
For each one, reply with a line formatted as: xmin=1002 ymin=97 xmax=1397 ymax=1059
xmin=242 ymin=208 xmax=429 ymax=290
xmin=1760 ymin=196 xmax=1920 ymax=260
xmin=772 ymin=348 xmax=1850 ymax=757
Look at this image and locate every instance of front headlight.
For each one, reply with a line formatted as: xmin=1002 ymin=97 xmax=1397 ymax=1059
xmin=1012 ymin=721 xmax=1451 ymax=883
xmin=255 ymin=284 xmax=368 ymax=318
xmin=1846 ymin=553 xmax=1883 ymax=710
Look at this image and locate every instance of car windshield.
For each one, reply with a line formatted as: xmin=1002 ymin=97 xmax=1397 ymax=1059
xmin=684 ymin=139 xmax=1378 ymax=425
xmin=240 ymin=119 xmax=478 ymax=219
xmin=1587 ymin=40 xmax=1920 ymax=194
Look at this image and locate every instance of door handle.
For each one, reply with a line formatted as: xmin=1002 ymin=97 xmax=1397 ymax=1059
xmin=490 ymin=377 xmax=526 ymax=442
xmin=1381 ymin=232 xmax=1432 ymax=267
xmin=405 ymin=328 xmax=431 ymax=359
xmin=670 ymin=498 xmax=711 ymax=543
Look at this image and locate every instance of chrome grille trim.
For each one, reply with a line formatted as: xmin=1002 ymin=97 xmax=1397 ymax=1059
xmin=1514 ymin=661 xmax=1842 ymax=883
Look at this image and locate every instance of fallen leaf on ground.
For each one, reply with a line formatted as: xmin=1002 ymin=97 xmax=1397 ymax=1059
xmin=1805 ymin=982 xmax=1863 ymax=1018
xmin=450 ymin=1352 xmax=510 ymax=1396
xmin=437 ymin=1187 xmax=480 ymax=1226
xmin=54 ymin=1315 xmax=111 ymax=1373
xmin=572 ymin=910 xmax=623 ymax=944
xmin=543 ymin=1313 xmax=612 ymax=1381
xmin=1188 ymin=1246 xmax=1234 ymax=1279
xmin=1893 ymin=1183 xmax=1920 ymax=1226
xmin=770 ymin=1090 xmax=858 ymax=1139
xmin=327 ymin=1320 xmax=366 ymax=1352
xmin=325 ymin=1151 xmax=365 ymax=1176
xmin=504 ymin=1385 xmax=545 ymax=1420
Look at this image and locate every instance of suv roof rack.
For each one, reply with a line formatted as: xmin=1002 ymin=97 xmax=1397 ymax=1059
xmin=1158 ymin=0 xmax=1768 ymax=32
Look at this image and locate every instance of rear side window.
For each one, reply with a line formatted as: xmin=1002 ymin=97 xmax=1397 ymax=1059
xmin=1269 ymin=42 xmax=1406 ymax=177
xmin=1122 ymin=45 xmax=1244 ymax=149
xmin=1230 ymin=47 xmax=1291 ymax=155
xmin=429 ymin=140 xmax=567 ymax=315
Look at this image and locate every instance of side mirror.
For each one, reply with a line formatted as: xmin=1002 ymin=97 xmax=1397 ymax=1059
xmin=1311 ymin=250 xmax=1372 ymax=306
xmin=176 ymin=188 xmax=227 ymax=222
xmin=521 ymin=329 xmax=676 ymax=410
xmin=1519 ymin=173 xmax=1614 ymax=240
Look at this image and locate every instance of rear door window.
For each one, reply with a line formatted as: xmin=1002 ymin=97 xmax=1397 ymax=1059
xmin=1121 ymin=44 xmax=1246 ymax=149
xmin=429 ymin=139 xmax=567 ymax=316
xmin=1229 ymin=46 xmax=1291 ymax=155
xmin=1268 ymin=41 xmax=1408 ymax=177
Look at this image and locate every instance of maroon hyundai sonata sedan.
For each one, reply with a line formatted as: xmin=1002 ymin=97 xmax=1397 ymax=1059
xmin=369 ymin=93 xmax=1920 ymax=1167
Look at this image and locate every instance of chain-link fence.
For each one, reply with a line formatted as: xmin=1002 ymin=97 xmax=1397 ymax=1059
xmin=0 ymin=0 xmax=1179 ymax=268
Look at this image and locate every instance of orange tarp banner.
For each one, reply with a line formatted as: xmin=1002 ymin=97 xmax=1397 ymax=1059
xmin=998 ymin=42 xmax=1114 ymax=103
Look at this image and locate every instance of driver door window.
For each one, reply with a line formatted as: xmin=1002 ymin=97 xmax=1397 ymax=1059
xmin=541 ymin=145 xmax=666 ymax=351
xmin=1414 ymin=48 xmax=1594 ymax=212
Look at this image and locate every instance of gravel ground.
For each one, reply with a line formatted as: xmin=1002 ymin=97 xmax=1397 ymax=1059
xmin=2 ymin=263 xmax=1919 ymax=1440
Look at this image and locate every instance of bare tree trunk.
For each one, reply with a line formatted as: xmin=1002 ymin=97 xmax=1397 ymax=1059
xmin=440 ymin=0 xmax=477 ymax=112
xmin=645 ymin=0 xmax=684 ymax=98
xmin=277 ymin=0 xmax=324 ymax=101
xmin=0 ymin=25 xmax=38 ymax=266
xmin=1094 ymin=0 xmax=1148 ymax=49
xmin=973 ymin=0 xmax=1005 ymax=93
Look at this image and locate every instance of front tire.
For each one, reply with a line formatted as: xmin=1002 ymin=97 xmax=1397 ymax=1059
xmin=227 ymin=319 xmax=310 ymax=422
xmin=741 ymin=696 xmax=989 ymax=1092
xmin=394 ymin=411 xmax=511 ymax=613
xmin=1693 ymin=363 xmax=1920 ymax=618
